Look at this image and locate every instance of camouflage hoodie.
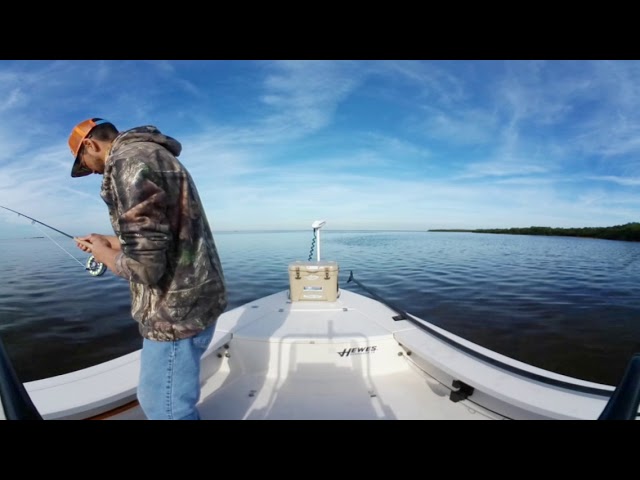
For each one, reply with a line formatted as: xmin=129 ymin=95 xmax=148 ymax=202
xmin=100 ymin=126 xmax=227 ymax=341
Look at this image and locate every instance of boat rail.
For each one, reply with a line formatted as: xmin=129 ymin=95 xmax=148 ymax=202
xmin=347 ymin=270 xmax=640 ymax=416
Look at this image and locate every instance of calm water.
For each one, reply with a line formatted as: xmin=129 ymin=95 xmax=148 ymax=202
xmin=1 ymin=230 xmax=639 ymax=386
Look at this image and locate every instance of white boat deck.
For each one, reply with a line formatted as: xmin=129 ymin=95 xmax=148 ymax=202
xmin=193 ymin=289 xmax=503 ymax=420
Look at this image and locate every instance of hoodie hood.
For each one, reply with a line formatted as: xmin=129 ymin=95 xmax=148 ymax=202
xmin=111 ymin=125 xmax=182 ymax=157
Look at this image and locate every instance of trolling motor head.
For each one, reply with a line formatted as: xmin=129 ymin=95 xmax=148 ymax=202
xmin=312 ymin=220 xmax=326 ymax=230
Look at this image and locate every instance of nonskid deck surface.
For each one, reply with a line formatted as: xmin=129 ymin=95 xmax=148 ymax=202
xmin=194 ymin=290 xmax=502 ymax=420
xmin=198 ymin=369 xmax=498 ymax=420
xmin=197 ymin=355 xmax=501 ymax=420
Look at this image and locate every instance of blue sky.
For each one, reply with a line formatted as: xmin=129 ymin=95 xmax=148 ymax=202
xmin=0 ymin=60 xmax=639 ymax=238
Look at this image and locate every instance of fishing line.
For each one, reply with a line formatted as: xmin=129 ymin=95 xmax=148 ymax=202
xmin=0 ymin=205 xmax=106 ymax=276
xmin=31 ymin=222 xmax=86 ymax=268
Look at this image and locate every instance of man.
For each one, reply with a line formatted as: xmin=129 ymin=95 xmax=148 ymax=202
xmin=69 ymin=117 xmax=228 ymax=420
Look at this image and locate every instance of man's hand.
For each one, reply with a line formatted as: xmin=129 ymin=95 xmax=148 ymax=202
xmin=74 ymin=235 xmax=94 ymax=252
xmin=74 ymin=234 xmax=121 ymax=252
xmin=74 ymin=234 xmax=121 ymax=272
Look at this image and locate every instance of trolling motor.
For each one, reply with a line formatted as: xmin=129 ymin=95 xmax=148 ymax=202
xmin=0 ymin=205 xmax=106 ymax=277
xmin=310 ymin=220 xmax=326 ymax=261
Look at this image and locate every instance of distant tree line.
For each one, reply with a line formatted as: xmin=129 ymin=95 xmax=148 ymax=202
xmin=430 ymin=223 xmax=640 ymax=242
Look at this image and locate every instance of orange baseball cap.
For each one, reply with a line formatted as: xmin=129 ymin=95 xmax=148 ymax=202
xmin=69 ymin=118 xmax=109 ymax=177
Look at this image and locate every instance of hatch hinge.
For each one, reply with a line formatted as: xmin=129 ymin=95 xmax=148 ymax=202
xmin=450 ymin=380 xmax=474 ymax=402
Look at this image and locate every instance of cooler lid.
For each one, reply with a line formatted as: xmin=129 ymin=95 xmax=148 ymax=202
xmin=288 ymin=260 xmax=339 ymax=271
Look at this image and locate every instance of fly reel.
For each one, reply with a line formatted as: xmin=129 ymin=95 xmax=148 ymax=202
xmin=85 ymin=255 xmax=106 ymax=276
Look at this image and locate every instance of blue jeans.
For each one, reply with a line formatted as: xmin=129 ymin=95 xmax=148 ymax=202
xmin=137 ymin=324 xmax=215 ymax=420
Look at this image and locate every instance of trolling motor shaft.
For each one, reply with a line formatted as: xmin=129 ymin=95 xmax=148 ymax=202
xmin=0 ymin=205 xmax=106 ymax=276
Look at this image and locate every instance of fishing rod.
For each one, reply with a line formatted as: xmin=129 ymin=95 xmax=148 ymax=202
xmin=0 ymin=205 xmax=106 ymax=276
